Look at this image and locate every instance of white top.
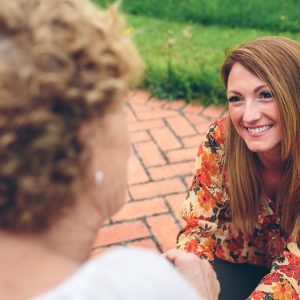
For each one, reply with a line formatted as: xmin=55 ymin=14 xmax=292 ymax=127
xmin=35 ymin=247 xmax=201 ymax=300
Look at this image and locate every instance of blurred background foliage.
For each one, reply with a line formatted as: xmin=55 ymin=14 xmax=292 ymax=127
xmin=93 ymin=0 xmax=300 ymax=105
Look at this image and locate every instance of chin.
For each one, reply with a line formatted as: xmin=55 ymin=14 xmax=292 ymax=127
xmin=245 ymin=145 xmax=265 ymax=153
xmin=244 ymin=142 xmax=280 ymax=154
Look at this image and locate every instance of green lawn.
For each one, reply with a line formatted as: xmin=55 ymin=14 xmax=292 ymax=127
xmin=127 ymin=14 xmax=300 ymax=104
xmin=94 ymin=0 xmax=300 ymax=33
xmin=91 ymin=0 xmax=300 ymax=104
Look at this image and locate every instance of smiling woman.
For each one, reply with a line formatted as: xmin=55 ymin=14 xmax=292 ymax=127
xmin=173 ymin=36 xmax=300 ymax=300
xmin=222 ymin=37 xmax=300 ymax=238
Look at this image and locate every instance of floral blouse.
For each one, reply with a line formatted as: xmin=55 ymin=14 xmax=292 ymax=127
xmin=177 ymin=118 xmax=300 ymax=300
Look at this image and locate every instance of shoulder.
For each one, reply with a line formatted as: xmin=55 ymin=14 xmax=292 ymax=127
xmin=36 ymin=248 xmax=201 ymax=300
xmin=197 ymin=118 xmax=226 ymax=161
xmin=206 ymin=117 xmax=226 ymax=146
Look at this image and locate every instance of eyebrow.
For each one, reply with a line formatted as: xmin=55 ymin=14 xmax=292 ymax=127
xmin=227 ymin=84 xmax=269 ymax=96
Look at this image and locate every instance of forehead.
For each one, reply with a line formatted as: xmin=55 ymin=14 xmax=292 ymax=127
xmin=227 ymin=63 xmax=267 ymax=92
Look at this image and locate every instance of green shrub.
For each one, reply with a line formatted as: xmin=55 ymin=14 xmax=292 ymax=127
xmin=94 ymin=0 xmax=300 ymax=33
xmin=132 ymin=15 xmax=300 ymax=104
xmin=91 ymin=1 xmax=300 ymax=105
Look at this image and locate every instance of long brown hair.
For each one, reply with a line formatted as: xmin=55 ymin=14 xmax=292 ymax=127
xmin=221 ymin=36 xmax=300 ymax=239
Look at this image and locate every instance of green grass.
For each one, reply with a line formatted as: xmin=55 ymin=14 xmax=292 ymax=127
xmin=91 ymin=0 xmax=300 ymax=104
xmin=126 ymin=14 xmax=300 ymax=105
xmin=94 ymin=0 xmax=300 ymax=32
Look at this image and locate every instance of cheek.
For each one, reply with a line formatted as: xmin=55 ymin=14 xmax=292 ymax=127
xmin=113 ymin=118 xmax=131 ymax=174
xmin=265 ymin=102 xmax=281 ymax=135
xmin=116 ymin=123 xmax=130 ymax=170
xmin=122 ymin=127 xmax=131 ymax=160
xmin=229 ymin=107 xmax=242 ymax=129
xmin=269 ymin=104 xmax=280 ymax=123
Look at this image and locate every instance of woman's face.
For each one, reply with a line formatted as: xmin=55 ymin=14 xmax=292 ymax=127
xmin=84 ymin=105 xmax=130 ymax=220
xmin=227 ymin=63 xmax=281 ymax=157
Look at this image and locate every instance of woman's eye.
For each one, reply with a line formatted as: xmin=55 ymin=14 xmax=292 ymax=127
xmin=259 ymin=91 xmax=273 ymax=99
xmin=227 ymin=96 xmax=241 ymax=103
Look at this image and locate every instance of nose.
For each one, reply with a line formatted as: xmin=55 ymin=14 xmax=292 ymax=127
xmin=242 ymin=100 xmax=261 ymax=124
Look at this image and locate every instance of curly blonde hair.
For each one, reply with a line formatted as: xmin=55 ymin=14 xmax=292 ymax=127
xmin=0 ymin=0 xmax=143 ymax=232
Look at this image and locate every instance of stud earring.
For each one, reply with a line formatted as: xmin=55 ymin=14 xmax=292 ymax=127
xmin=95 ymin=171 xmax=104 ymax=183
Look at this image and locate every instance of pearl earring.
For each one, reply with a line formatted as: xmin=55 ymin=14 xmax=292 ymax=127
xmin=95 ymin=171 xmax=104 ymax=183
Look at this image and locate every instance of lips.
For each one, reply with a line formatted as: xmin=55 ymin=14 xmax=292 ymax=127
xmin=247 ymin=125 xmax=272 ymax=134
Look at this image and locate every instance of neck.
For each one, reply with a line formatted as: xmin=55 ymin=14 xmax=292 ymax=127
xmin=257 ymin=150 xmax=286 ymax=201
xmin=41 ymin=196 xmax=107 ymax=262
xmin=257 ymin=148 xmax=284 ymax=171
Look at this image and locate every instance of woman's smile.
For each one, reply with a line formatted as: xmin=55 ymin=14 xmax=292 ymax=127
xmin=245 ymin=124 xmax=273 ymax=135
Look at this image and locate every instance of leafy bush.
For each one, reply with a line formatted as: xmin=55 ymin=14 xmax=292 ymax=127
xmin=126 ymin=15 xmax=300 ymax=104
xmin=92 ymin=1 xmax=300 ymax=104
xmin=94 ymin=0 xmax=300 ymax=32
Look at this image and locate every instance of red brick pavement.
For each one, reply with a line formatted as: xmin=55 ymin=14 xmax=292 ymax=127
xmin=92 ymin=90 xmax=226 ymax=255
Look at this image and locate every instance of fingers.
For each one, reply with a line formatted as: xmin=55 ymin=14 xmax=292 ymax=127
xmin=163 ymin=248 xmax=184 ymax=264
xmin=162 ymin=248 xmax=176 ymax=260
xmin=163 ymin=248 xmax=197 ymax=261
xmin=162 ymin=249 xmax=220 ymax=300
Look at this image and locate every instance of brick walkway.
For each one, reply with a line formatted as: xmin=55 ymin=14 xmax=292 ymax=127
xmin=92 ymin=90 xmax=226 ymax=255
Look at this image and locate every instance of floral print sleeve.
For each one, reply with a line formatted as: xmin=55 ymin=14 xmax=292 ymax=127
xmin=248 ymin=241 xmax=300 ymax=300
xmin=177 ymin=118 xmax=230 ymax=263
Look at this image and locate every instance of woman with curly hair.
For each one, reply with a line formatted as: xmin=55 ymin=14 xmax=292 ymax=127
xmin=0 ymin=0 xmax=220 ymax=299
xmin=167 ymin=36 xmax=300 ymax=299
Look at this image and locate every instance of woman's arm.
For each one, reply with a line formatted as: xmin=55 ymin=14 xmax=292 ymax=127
xmin=177 ymin=119 xmax=230 ymax=263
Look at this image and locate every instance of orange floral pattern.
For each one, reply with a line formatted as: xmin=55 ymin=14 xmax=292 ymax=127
xmin=177 ymin=118 xmax=300 ymax=299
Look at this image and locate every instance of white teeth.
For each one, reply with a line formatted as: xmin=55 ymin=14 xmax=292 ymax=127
xmin=247 ymin=125 xmax=272 ymax=134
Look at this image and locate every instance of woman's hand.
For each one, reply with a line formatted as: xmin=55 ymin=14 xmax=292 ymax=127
xmin=163 ymin=249 xmax=220 ymax=300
